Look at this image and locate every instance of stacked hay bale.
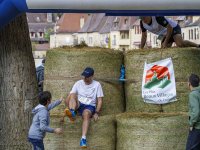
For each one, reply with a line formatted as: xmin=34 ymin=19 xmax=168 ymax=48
xmin=125 ymin=48 xmax=200 ymax=112
xmin=43 ymin=47 xmax=200 ymax=150
xmin=44 ymin=47 xmax=125 ymax=116
xmin=115 ymin=48 xmax=200 ymax=150
xmin=44 ymin=115 xmax=116 ymax=150
xmin=44 ymin=47 xmax=123 ymax=150
xmin=116 ymin=113 xmax=188 ymax=150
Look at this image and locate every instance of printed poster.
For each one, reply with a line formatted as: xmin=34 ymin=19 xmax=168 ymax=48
xmin=142 ymin=58 xmax=177 ymax=104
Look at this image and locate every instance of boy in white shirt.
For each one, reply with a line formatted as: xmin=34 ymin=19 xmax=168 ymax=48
xmin=63 ymin=67 xmax=104 ymax=148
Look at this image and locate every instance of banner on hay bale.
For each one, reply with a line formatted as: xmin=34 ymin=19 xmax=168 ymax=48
xmin=142 ymin=58 xmax=176 ymax=104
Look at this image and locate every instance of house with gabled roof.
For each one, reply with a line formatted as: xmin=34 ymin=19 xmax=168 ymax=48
xmin=77 ymin=14 xmax=92 ymax=45
xmin=50 ymin=13 xmax=89 ymax=48
xmin=110 ymin=16 xmax=137 ymax=50
xmin=86 ymin=13 xmax=105 ymax=47
xmin=99 ymin=16 xmax=116 ymax=48
xmin=27 ymin=13 xmax=54 ymax=43
xmin=181 ymin=17 xmax=200 ymax=44
xmin=77 ymin=15 xmax=199 ymax=50
xmin=27 ymin=13 xmax=55 ymax=66
xmin=77 ymin=13 xmax=105 ymax=47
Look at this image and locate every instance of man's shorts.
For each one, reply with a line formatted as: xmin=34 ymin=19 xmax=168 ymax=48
xmin=161 ymin=24 xmax=182 ymax=44
xmin=77 ymin=102 xmax=96 ymax=116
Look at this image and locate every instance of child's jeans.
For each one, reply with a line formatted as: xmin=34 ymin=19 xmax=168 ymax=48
xmin=28 ymin=138 xmax=44 ymax=150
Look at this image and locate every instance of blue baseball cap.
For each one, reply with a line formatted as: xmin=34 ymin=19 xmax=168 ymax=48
xmin=81 ymin=67 xmax=94 ymax=78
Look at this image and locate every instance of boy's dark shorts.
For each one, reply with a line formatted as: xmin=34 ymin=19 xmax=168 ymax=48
xmin=161 ymin=24 xmax=182 ymax=44
xmin=77 ymin=102 xmax=96 ymax=116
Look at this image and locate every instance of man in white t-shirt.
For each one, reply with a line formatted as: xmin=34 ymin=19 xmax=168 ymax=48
xmin=63 ymin=67 xmax=104 ymax=148
xmin=140 ymin=16 xmax=200 ymax=49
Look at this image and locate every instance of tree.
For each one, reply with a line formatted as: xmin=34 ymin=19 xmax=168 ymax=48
xmin=0 ymin=14 xmax=38 ymax=149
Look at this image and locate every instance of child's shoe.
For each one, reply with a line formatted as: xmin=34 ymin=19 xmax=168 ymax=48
xmin=80 ymin=138 xmax=87 ymax=148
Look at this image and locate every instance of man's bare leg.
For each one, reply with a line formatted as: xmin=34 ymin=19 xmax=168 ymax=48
xmin=174 ymin=34 xmax=199 ymax=47
xmin=68 ymin=93 xmax=78 ymax=110
xmin=82 ymin=110 xmax=92 ymax=138
xmin=62 ymin=94 xmax=78 ymax=122
xmin=80 ymin=109 xmax=92 ymax=148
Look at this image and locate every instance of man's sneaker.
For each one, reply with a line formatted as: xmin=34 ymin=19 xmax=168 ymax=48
xmin=80 ymin=138 xmax=87 ymax=148
xmin=64 ymin=108 xmax=76 ymax=122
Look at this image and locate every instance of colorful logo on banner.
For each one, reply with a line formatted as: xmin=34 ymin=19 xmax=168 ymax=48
xmin=142 ymin=58 xmax=176 ymax=104
xmin=144 ymin=65 xmax=171 ymax=89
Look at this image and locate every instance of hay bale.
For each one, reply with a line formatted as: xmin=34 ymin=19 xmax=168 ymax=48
xmin=44 ymin=115 xmax=116 ymax=150
xmin=116 ymin=112 xmax=188 ymax=150
xmin=125 ymin=48 xmax=200 ymax=112
xmin=44 ymin=47 xmax=125 ymax=116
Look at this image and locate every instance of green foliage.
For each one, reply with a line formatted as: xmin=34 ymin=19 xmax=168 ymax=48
xmin=44 ymin=28 xmax=53 ymax=41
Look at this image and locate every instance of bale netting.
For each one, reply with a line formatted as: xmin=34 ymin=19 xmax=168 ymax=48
xmin=116 ymin=112 xmax=188 ymax=150
xmin=44 ymin=115 xmax=116 ymax=150
xmin=125 ymin=48 xmax=200 ymax=112
xmin=44 ymin=47 xmax=125 ymax=116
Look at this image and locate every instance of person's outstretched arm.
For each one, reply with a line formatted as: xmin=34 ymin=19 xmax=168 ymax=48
xmin=48 ymin=98 xmax=63 ymax=111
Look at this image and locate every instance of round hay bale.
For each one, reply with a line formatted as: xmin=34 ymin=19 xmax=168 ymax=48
xmin=116 ymin=112 xmax=188 ymax=150
xmin=44 ymin=47 xmax=125 ymax=116
xmin=125 ymin=48 xmax=200 ymax=112
xmin=44 ymin=115 xmax=116 ymax=150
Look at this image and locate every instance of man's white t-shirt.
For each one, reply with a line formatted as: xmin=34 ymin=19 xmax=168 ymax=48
xmin=70 ymin=80 xmax=104 ymax=107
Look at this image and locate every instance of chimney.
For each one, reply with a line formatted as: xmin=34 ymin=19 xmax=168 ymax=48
xmin=80 ymin=16 xmax=85 ymax=28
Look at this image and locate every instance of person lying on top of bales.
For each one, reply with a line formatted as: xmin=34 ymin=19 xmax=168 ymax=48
xmin=28 ymin=91 xmax=63 ymax=150
xmin=140 ymin=16 xmax=200 ymax=49
xmin=61 ymin=67 xmax=104 ymax=149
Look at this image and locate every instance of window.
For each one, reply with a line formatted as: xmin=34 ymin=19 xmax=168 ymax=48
xmin=30 ymin=32 xmax=35 ymax=38
xmin=137 ymin=26 xmax=140 ymax=34
xmin=189 ymin=30 xmax=190 ymax=40
xmin=113 ymin=17 xmax=119 ymax=28
xmin=124 ymin=18 xmax=128 ymax=25
xmin=113 ymin=35 xmax=116 ymax=46
xmin=194 ymin=28 xmax=197 ymax=40
xmin=191 ymin=29 xmax=193 ymax=40
xmin=114 ymin=22 xmax=118 ymax=28
xmin=120 ymin=31 xmax=129 ymax=39
xmin=182 ymin=33 xmax=184 ymax=40
xmin=39 ymin=32 xmax=43 ymax=38
xmin=154 ymin=36 xmax=156 ymax=45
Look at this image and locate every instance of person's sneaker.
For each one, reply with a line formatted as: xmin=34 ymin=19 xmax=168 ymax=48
xmin=80 ymin=138 xmax=87 ymax=148
xmin=64 ymin=108 xmax=76 ymax=122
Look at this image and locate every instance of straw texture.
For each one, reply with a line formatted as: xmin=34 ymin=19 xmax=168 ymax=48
xmin=125 ymin=48 xmax=200 ymax=112
xmin=44 ymin=47 xmax=125 ymax=116
xmin=44 ymin=115 xmax=116 ymax=150
xmin=116 ymin=112 xmax=188 ymax=150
